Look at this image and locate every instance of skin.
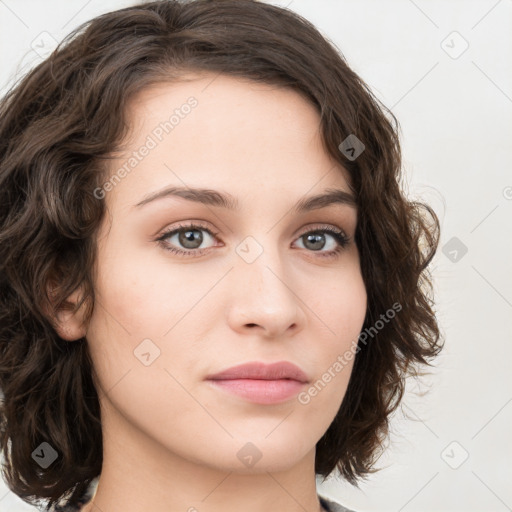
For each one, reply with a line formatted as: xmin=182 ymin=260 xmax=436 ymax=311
xmin=55 ymin=73 xmax=367 ymax=512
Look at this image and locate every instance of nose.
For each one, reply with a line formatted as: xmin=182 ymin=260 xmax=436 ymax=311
xmin=226 ymin=243 xmax=307 ymax=339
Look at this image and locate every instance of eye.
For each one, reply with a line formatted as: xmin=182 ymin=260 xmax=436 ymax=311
xmin=293 ymin=225 xmax=350 ymax=260
xmin=155 ymin=222 xmax=351 ymax=259
xmin=156 ymin=223 xmax=219 ymax=257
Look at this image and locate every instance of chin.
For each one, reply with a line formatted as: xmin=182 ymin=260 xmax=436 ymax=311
xmin=188 ymin=435 xmax=314 ymax=474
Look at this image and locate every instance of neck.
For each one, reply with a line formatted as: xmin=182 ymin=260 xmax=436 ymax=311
xmin=80 ymin=399 xmax=326 ymax=512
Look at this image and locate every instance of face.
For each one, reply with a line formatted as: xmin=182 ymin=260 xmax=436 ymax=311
xmin=82 ymin=73 xmax=367 ymax=474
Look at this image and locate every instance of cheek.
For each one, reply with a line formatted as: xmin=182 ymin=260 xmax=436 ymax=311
xmin=307 ymin=262 xmax=367 ymax=344
xmin=292 ymin=265 xmax=366 ymax=409
xmin=90 ymin=235 xmax=187 ymax=334
xmin=308 ymin=267 xmax=366 ymax=386
xmin=85 ymin=238 xmax=217 ymax=385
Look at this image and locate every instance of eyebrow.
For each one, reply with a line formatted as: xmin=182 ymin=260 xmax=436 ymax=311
xmin=133 ymin=185 xmax=357 ymax=212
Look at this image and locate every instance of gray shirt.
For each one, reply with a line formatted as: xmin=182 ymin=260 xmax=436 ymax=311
xmin=319 ymin=493 xmax=356 ymax=512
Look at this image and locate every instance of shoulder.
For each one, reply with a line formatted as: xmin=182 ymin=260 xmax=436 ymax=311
xmin=319 ymin=493 xmax=357 ymax=512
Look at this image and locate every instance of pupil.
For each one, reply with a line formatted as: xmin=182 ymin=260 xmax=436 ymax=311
xmin=305 ymin=232 xmax=325 ymax=251
xmin=180 ymin=229 xmax=203 ymax=249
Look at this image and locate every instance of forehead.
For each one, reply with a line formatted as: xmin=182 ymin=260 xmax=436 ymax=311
xmin=106 ymin=72 xmax=354 ymax=212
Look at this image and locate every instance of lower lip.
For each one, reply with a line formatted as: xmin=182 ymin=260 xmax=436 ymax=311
xmin=207 ymin=378 xmax=306 ymax=404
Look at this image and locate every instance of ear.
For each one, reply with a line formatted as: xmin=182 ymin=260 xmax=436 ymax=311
xmin=44 ymin=283 xmax=89 ymax=341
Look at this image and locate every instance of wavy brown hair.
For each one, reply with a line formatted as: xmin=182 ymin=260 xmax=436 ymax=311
xmin=0 ymin=0 xmax=442 ymax=510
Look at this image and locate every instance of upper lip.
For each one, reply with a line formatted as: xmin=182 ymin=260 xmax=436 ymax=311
xmin=206 ymin=361 xmax=309 ymax=383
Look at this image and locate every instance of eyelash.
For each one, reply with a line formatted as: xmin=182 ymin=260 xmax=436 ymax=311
xmin=155 ymin=222 xmax=351 ymax=260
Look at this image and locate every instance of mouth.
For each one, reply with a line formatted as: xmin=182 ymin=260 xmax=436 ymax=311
xmin=206 ymin=378 xmax=306 ymax=404
xmin=205 ymin=360 xmax=309 ymax=405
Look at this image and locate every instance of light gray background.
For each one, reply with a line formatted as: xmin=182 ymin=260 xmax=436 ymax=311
xmin=0 ymin=1 xmax=511 ymax=511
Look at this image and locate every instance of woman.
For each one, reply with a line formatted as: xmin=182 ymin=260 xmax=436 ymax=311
xmin=0 ymin=1 xmax=442 ymax=511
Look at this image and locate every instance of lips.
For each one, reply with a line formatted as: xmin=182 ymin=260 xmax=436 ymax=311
xmin=205 ymin=361 xmax=310 ymax=405
xmin=205 ymin=361 xmax=309 ymax=383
